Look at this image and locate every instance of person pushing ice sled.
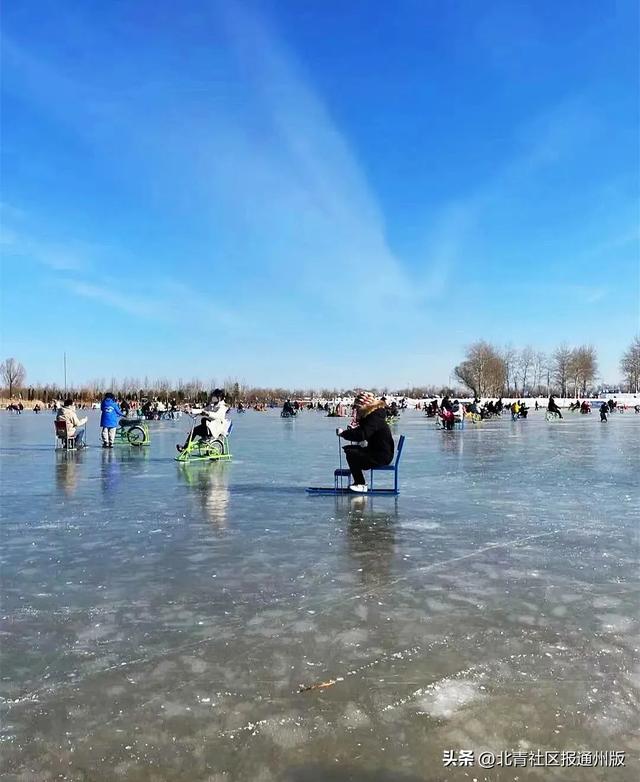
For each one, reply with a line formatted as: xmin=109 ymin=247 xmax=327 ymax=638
xmin=336 ymin=391 xmax=394 ymax=493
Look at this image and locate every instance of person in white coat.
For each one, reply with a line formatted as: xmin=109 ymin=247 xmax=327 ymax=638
xmin=203 ymin=389 xmax=231 ymax=440
xmin=56 ymin=398 xmax=88 ymax=447
xmin=176 ymin=389 xmax=230 ymax=452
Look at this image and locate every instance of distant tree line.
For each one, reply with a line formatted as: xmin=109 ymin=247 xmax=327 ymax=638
xmin=620 ymin=336 xmax=640 ymax=393
xmin=453 ymin=341 xmax=606 ymax=398
xmin=0 ymin=362 xmax=469 ymax=404
xmin=1 ymin=339 xmax=639 ymax=403
xmin=0 ymin=370 xmax=365 ymax=406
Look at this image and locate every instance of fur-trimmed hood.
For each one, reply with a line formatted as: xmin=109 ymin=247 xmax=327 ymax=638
xmin=358 ymin=400 xmax=386 ymax=419
xmin=339 ymin=400 xmax=394 ymax=465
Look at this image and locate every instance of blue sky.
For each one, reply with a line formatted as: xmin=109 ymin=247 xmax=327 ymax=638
xmin=1 ymin=0 xmax=638 ymax=389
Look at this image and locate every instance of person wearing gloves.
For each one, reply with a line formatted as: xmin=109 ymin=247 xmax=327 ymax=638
xmin=177 ymin=389 xmax=230 ymax=452
xmin=56 ymin=398 xmax=88 ymax=448
xmin=203 ymin=389 xmax=230 ymax=440
xmin=100 ymin=392 xmax=124 ymax=448
xmin=336 ymin=391 xmax=394 ymax=493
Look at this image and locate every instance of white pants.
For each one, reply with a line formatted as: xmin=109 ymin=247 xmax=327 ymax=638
xmin=101 ymin=427 xmax=116 ymax=445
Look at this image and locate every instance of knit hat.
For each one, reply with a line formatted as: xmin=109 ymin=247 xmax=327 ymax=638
xmin=354 ymin=391 xmax=376 ymax=408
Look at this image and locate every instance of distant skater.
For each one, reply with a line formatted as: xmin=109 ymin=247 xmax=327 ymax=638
xmin=547 ymin=395 xmax=563 ymax=419
xmin=600 ymin=404 xmax=608 ymax=423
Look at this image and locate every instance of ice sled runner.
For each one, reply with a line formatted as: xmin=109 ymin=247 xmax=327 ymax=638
xmin=305 ymin=486 xmax=399 ymax=496
xmin=306 ymin=435 xmax=405 ymax=496
xmin=175 ymin=420 xmax=233 ymax=463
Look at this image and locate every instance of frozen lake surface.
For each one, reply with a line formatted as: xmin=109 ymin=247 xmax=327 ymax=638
xmin=1 ymin=409 xmax=638 ymax=781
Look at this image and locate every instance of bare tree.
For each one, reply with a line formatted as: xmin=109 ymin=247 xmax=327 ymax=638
xmin=517 ymin=346 xmax=535 ymax=396
xmin=576 ymin=345 xmax=598 ymax=395
xmin=1 ymin=358 xmax=26 ymax=398
xmin=454 ymin=341 xmax=506 ymax=397
xmin=87 ymin=378 xmax=105 ymax=401
xmin=155 ymin=377 xmax=171 ymax=404
xmin=552 ymin=345 xmax=572 ymax=397
xmin=582 ymin=346 xmax=598 ymax=394
xmin=620 ymin=336 xmax=640 ymax=392
xmin=567 ymin=349 xmax=581 ymax=398
xmin=568 ymin=346 xmax=598 ymax=396
xmin=501 ymin=346 xmax=517 ymax=395
xmin=532 ymin=351 xmax=546 ymax=395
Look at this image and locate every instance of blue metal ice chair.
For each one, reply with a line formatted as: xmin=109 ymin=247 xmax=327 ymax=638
xmin=334 ymin=434 xmax=406 ymax=495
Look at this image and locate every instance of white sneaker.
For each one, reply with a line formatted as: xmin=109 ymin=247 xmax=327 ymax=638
xmin=349 ymin=484 xmax=368 ymax=493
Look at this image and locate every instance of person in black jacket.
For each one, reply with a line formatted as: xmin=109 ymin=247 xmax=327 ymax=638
xmin=337 ymin=391 xmax=395 ymax=493
xmin=548 ymin=395 xmax=563 ymax=419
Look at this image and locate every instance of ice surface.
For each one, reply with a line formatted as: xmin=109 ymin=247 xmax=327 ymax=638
xmin=0 ymin=408 xmax=638 ymax=780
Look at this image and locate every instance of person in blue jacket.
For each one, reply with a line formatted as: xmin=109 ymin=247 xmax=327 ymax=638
xmin=100 ymin=392 xmax=123 ymax=448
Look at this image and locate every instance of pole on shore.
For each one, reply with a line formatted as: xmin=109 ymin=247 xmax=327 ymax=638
xmin=64 ymin=352 xmax=67 ymax=395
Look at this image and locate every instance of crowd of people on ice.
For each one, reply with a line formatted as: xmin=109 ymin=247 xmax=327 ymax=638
xmin=2 ymin=386 xmax=638 ymax=495
xmin=49 ymin=389 xmax=231 ymax=450
xmin=5 ymin=386 xmax=638 ymax=463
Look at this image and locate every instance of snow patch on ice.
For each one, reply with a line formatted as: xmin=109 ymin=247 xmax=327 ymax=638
xmin=416 ymin=679 xmax=484 ymax=719
xmin=339 ymin=702 xmax=371 ymax=729
xmin=260 ymin=716 xmax=309 ymax=748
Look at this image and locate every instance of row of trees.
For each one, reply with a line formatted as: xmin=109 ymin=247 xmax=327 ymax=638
xmin=2 ymin=373 xmax=464 ymax=405
xmin=0 ymin=359 xmax=466 ymax=403
xmin=0 ymin=369 xmax=375 ymax=406
xmin=454 ymin=341 xmax=601 ymax=398
xmin=0 ymin=358 xmax=26 ymax=398
xmin=2 ymin=339 xmax=640 ymax=402
xmin=620 ymin=337 xmax=640 ymax=393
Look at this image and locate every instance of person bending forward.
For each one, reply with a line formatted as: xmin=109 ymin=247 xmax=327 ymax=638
xmin=337 ymin=392 xmax=394 ymax=493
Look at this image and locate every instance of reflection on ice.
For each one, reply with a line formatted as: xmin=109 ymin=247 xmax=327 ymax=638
xmin=55 ymin=451 xmax=85 ymax=495
xmin=0 ymin=409 xmax=638 ymax=780
xmin=177 ymin=462 xmax=230 ymax=530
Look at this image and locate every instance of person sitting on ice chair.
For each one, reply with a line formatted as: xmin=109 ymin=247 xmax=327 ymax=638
xmin=336 ymin=391 xmax=394 ymax=493
xmin=547 ymin=395 xmax=563 ymax=419
xmin=56 ymin=398 xmax=88 ymax=448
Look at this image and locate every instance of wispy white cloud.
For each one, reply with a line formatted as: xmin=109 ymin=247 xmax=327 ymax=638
xmin=2 ymin=2 xmax=634 ymax=385
xmin=568 ymin=285 xmax=608 ymax=305
xmin=1 ymin=233 xmax=89 ymax=272
xmin=1 ymin=12 xmax=424 ymax=327
xmin=60 ymin=275 xmax=239 ymax=328
xmin=63 ymin=280 xmax=150 ymax=316
xmin=1 ymin=214 xmax=237 ymax=327
xmin=0 ymin=201 xmax=27 ymax=221
xmin=192 ymin=3 xmax=422 ymax=319
xmin=57 ymin=265 xmax=239 ymax=327
xmin=0 ymin=7 xmax=607 ymax=316
xmin=582 ymin=227 xmax=640 ymax=261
